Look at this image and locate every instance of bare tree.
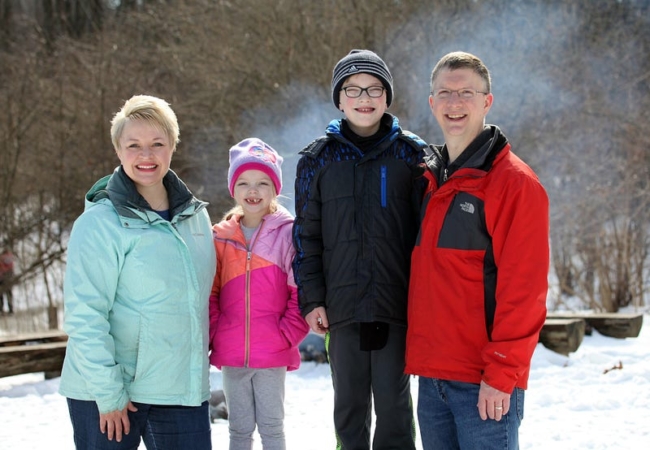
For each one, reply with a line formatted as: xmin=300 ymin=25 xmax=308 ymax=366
xmin=1 ymin=0 xmax=649 ymax=330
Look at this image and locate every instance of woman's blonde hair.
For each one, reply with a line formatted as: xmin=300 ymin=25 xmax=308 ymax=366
xmin=110 ymin=95 xmax=180 ymax=151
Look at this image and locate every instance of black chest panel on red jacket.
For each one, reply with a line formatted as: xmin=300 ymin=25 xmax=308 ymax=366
xmin=438 ymin=191 xmax=490 ymax=251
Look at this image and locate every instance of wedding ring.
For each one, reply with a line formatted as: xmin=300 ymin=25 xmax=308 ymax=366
xmin=495 ymin=406 xmax=503 ymax=410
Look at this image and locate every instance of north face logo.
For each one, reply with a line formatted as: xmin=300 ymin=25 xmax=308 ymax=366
xmin=460 ymin=202 xmax=475 ymax=214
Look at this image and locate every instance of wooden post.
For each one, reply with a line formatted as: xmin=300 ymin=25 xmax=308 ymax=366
xmin=48 ymin=305 xmax=59 ymax=330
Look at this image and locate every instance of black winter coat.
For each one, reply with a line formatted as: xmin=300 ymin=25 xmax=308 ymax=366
xmin=292 ymin=114 xmax=426 ymax=330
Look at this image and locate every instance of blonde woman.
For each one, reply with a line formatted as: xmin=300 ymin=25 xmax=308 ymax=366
xmin=59 ymin=95 xmax=216 ymax=449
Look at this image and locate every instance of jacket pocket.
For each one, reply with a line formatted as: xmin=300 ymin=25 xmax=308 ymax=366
xmin=131 ymin=311 xmax=192 ymax=396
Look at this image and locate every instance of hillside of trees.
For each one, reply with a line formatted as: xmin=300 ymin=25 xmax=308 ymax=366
xmin=0 ymin=0 xmax=648 ymax=325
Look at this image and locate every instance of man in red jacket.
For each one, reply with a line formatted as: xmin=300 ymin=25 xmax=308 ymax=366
xmin=406 ymin=52 xmax=549 ymax=450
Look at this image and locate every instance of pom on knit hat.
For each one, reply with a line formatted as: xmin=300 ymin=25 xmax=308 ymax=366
xmin=331 ymin=49 xmax=394 ymax=108
xmin=228 ymin=138 xmax=283 ymax=196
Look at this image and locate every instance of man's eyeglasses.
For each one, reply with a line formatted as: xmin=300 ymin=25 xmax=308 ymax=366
xmin=341 ymin=86 xmax=386 ymax=99
xmin=431 ymin=88 xmax=488 ymax=100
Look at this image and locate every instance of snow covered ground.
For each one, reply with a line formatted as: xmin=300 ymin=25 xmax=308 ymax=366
xmin=1 ymin=315 xmax=649 ymax=449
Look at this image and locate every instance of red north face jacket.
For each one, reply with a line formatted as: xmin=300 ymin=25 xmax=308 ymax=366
xmin=405 ymin=126 xmax=549 ymax=394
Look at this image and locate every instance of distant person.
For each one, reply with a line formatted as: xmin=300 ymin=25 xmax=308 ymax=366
xmin=0 ymin=248 xmax=16 ymax=315
xmin=406 ymin=51 xmax=550 ymax=450
xmin=210 ymin=138 xmax=309 ymax=449
xmin=59 ymin=95 xmax=216 ymax=450
xmin=292 ymin=49 xmax=427 ymax=449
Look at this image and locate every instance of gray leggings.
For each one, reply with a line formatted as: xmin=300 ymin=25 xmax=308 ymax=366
xmin=222 ymin=366 xmax=287 ymax=450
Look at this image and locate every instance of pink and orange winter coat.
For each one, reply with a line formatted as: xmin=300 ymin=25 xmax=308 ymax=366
xmin=209 ymin=206 xmax=309 ymax=371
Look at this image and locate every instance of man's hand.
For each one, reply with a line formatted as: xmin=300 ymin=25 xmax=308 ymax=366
xmin=305 ymin=307 xmax=329 ymax=334
xmin=477 ymin=381 xmax=510 ymax=421
xmin=99 ymin=401 xmax=138 ymax=442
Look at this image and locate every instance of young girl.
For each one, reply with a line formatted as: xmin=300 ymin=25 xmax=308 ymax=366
xmin=210 ymin=138 xmax=309 ymax=450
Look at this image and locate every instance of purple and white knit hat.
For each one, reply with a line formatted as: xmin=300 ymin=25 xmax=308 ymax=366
xmin=227 ymin=138 xmax=283 ymax=196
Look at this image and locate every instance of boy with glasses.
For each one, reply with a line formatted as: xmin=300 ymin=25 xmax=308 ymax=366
xmin=406 ymin=51 xmax=549 ymax=450
xmin=292 ymin=49 xmax=426 ymax=450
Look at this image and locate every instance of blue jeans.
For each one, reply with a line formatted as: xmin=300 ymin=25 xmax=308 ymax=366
xmin=417 ymin=378 xmax=524 ymax=450
xmin=67 ymin=398 xmax=212 ymax=450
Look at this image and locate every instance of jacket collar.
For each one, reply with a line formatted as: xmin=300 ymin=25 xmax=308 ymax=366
xmin=85 ymin=166 xmax=206 ymax=225
xmin=427 ymin=124 xmax=508 ymax=181
xmin=326 ymin=113 xmax=400 ymax=145
xmin=213 ymin=205 xmax=294 ymax=240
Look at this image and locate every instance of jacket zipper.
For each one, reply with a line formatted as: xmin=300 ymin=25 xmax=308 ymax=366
xmin=381 ymin=165 xmax=387 ymax=208
xmin=244 ymin=250 xmax=252 ymax=367
xmin=243 ymin=220 xmax=264 ymax=367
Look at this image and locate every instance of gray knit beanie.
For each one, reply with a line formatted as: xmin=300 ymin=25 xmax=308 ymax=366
xmin=331 ymin=49 xmax=394 ymax=108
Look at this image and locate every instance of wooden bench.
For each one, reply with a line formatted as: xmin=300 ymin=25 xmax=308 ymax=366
xmin=546 ymin=312 xmax=644 ymax=339
xmin=539 ymin=318 xmax=586 ymax=355
xmin=0 ymin=329 xmax=68 ymax=347
xmin=0 ymin=330 xmax=68 ymax=379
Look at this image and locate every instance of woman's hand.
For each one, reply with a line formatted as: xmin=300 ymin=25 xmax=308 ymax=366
xmin=99 ymin=401 xmax=138 ymax=442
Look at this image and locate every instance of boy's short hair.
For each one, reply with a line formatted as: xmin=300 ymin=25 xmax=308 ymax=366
xmin=430 ymin=51 xmax=492 ymax=94
xmin=110 ymin=95 xmax=180 ymax=151
xmin=331 ymin=49 xmax=394 ymax=108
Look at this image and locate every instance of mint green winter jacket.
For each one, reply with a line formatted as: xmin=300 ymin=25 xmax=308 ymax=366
xmin=58 ymin=167 xmax=216 ymax=414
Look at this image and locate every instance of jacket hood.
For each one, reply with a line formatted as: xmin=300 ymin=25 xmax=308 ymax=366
xmin=325 ymin=113 xmax=400 ymax=140
xmin=461 ymin=125 xmax=508 ymax=171
xmin=84 ymin=166 xmax=207 ymax=224
xmin=212 ymin=204 xmax=294 ymax=239
xmin=426 ymin=125 xmax=508 ymax=181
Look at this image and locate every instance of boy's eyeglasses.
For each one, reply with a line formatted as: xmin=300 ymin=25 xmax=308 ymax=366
xmin=341 ymin=86 xmax=385 ymax=99
xmin=431 ymin=88 xmax=488 ymax=100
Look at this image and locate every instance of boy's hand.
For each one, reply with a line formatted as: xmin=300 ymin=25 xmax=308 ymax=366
xmin=306 ymin=307 xmax=329 ymax=334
